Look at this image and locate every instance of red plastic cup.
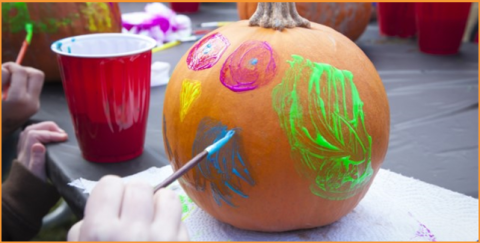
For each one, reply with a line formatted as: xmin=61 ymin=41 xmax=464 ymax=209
xmin=377 ymin=3 xmax=417 ymax=38
xmin=51 ymin=33 xmax=156 ymax=163
xmin=170 ymin=2 xmax=200 ymax=13
xmin=416 ymin=3 xmax=472 ymax=55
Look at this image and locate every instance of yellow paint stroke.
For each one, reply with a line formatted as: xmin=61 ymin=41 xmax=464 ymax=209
xmin=84 ymin=3 xmax=112 ymax=32
xmin=180 ymin=79 xmax=202 ymax=122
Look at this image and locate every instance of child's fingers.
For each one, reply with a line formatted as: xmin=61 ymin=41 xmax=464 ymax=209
xmin=3 ymin=63 xmax=28 ymax=100
xmin=18 ymin=122 xmax=66 ymax=149
xmin=25 ymin=67 xmax=44 ymax=100
xmin=177 ymin=222 xmax=190 ymax=241
xmin=22 ymin=121 xmax=65 ymax=134
xmin=2 ymin=66 xmax=11 ymax=88
xmin=80 ymin=176 xmax=124 ymax=241
xmin=23 ymin=130 xmax=68 ymax=147
xmin=120 ymin=181 xmax=154 ymax=224
xmin=84 ymin=176 xmax=124 ymax=221
xmin=28 ymin=143 xmax=47 ymax=182
xmin=18 ymin=129 xmax=67 ymax=158
xmin=151 ymin=188 xmax=184 ymax=240
xmin=67 ymin=220 xmax=83 ymax=241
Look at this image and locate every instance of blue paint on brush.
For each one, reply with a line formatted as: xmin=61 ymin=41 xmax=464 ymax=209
xmin=206 ymin=129 xmax=235 ymax=154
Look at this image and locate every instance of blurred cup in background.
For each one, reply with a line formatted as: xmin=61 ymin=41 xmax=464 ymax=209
xmin=51 ymin=33 xmax=156 ymax=163
xmin=170 ymin=2 xmax=200 ymax=13
xmin=377 ymin=3 xmax=417 ymax=38
xmin=416 ymin=3 xmax=472 ymax=55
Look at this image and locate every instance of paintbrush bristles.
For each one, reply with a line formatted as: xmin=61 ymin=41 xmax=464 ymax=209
xmin=25 ymin=23 xmax=33 ymax=44
xmin=205 ymin=130 xmax=235 ymax=154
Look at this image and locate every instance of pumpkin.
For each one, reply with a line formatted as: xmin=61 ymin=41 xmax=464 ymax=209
xmin=2 ymin=3 xmax=122 ymax=82
xmin=237 ymin=2 xmax=372 ymax=41
xmin=163 ymin=2 xmax=389 ymax=232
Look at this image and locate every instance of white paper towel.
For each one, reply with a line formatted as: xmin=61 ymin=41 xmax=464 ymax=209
xmin=151 ymin=62 xmax=170 ymax=87
xmin=69 ymin=166 xmax=478 ymax=241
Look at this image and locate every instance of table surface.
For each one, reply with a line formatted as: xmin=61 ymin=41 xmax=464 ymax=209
xmin=33 ymin=3 xmax=478 ymax=218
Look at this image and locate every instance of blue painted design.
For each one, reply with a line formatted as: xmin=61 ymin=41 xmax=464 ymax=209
xmin=67 ymin=46 xmax=71 ymax=53
xmin=212 ymin=186 xmax=234 ymax=207
xmin=250 ymin=58 xmax=258 ymax=65
xmin=225 ymin=182 xmax=248 ymax=198
xmin=71 ymin=38 xmax=76 ymax=42
xmin=203 ymin=43 xmax=213 ymax=54
xmin=191 ymin=117 xmax=255 ymax=207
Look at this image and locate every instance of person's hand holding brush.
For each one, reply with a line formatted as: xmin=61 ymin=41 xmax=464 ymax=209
xmin=67 ymin=176 xmax=190 ymax=241
xmin=2 ymin=62 xmax=45 ymax=137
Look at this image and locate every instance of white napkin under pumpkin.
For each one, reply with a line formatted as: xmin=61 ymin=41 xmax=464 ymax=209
xmin=69 ymin=166 xmax=478 ymax=241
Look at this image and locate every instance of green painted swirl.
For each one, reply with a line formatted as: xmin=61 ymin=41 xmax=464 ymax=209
xmin=272 ymin=55 xmax=373 ymax=200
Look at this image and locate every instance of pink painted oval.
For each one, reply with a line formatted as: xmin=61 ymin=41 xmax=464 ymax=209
xmin=186 ymin=33 xmax=230 ymax=71
xmin=220 ymin=40 xmax=277 ymax=92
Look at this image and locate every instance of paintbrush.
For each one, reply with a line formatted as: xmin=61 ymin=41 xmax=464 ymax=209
xmin=3 ymin=23 xmax=33 ymax=100
xmin=199 ymin=21 xmax=232 ymax=28
xmin=153 ymin=130 xmax=235 ymax=192
xmin=151 ymin=35 xmax=201 ymax=54
xmin=16 ymin=23 xmax=33 ymax=64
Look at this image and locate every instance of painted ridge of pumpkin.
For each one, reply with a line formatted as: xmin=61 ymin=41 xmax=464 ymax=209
xmin=220 ymin=40 xmax=277 ymax=92
xmin=186 ymin=33 xmax=230 ymax=71
xmin=180 ymin=79 xmax=202 ymax=122
xmin=190 ymin=117 xmax=255 ymax=207
xmin=272 ymin=55 xmax=373 ymax=200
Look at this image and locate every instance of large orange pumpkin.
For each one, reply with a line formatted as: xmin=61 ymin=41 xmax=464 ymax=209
xmin=2 ymin=3 xmax=122 ymax=82
xmin=237 ymin=2 xmax=372 ymax=41
xmin=163 ymin=3 xmax=389 ymax=232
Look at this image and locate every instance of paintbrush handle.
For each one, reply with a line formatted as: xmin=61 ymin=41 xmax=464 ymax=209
xmin=152 ymin=40 xmax=181 ymax=54
xmin=3 ymin=41 xmax=28 ymax=100
xmin=153 ymin=150 xmax=208 ymax=192
xmin=15 ymin=41 xmax=28 ymax=64
xmin=200 ymin=22 xmax=232 ymax=28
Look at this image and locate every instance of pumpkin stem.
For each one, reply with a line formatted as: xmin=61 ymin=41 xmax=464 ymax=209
xmin=249 ymin=2 xmax=311 ymax=31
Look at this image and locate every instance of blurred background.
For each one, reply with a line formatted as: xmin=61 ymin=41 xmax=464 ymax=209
xmin=2 ymin=2 xmax=478 ymax=241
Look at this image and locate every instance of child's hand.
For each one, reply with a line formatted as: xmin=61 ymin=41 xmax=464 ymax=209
xmin=17 ymin=121 xmax=68 ymax=182
xmin=2 ymin=62 xmax=45 ymax=137
xmin=68 ymin=176 xmax=189 ymax=241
